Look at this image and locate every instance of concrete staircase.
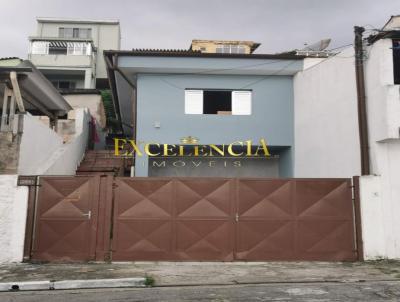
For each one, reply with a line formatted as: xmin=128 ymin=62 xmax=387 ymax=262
xmin=76 ymin=150 xmax=131 ymax=176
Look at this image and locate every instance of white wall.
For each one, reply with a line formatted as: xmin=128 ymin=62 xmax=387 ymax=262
xmin=359 ymin=167 xmax=400 ymax=259
xmin=18 ymin=109 xmax=90 ymax=175
xmin=360 ymin=38 xmax=400 ymax=259
xmin=0 ymin=175 xmax=29 ymax=263
xmin=39 ymin=108 xmax=90 ymax=175
xmin=293 ymin=47 xmax=361 ymax=177
xmin=18 ymin=113 xmax=64 ymax=175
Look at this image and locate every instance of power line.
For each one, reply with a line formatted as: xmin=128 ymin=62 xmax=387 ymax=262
xmin=239 ymin=61 xmax=299 ymax=89
xmin=155 ymin=41 xmax=359 ymax=90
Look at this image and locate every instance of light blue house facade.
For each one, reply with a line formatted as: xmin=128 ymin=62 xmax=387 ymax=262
xmin=106 ymin=50 xmax=305 ymax=177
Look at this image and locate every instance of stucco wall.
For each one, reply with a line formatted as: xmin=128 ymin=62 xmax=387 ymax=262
xmin=359 ymin=38 xmax=400 ymax=259
xmin=18 ymin=113 xmax=64 ymax=175
xmin=63 ymin=94 xmax=107 ymax=149
xmin=359 ymin=170 xmax=400 ymax=259
xmin=135 ymin=73 xmax=295 ymax=176
xmin=39 ymin=108 xmax=90 ymax=175
xmin=0 ymin=175 xmax=29 ymax=263
xmin=293 ymin=47 xmax=361 ymax=178
xmin=63 ymin=94 xmax=106 ymax=128
xmin=18 ymin=109 xmax=89 ymax=175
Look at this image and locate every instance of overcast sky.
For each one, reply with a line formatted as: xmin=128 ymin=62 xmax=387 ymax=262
xmin=0 ymin=0 xmax=398 ymax=58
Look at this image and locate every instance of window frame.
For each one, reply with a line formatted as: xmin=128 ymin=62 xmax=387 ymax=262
xmin=184 ymin=88 xmax=252 ymax=116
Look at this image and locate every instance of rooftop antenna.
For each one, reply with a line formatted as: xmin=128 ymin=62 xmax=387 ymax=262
xmin=301 ymin=39 xmax=331 ymax=51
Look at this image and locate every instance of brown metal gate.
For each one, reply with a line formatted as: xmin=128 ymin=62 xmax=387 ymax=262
xmin=30 ymin=176 xmax=112 ymax=262
xmin=28 ymin=176 xmax=358 ymax=262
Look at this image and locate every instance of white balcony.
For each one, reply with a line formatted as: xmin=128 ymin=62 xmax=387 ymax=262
xmin=29 ymin=40 xmax=95 ymax=68
xmin=30 ymin=53 xmax=93 ymax=68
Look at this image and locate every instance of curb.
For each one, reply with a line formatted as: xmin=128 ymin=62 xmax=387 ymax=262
xmin=0 ymin=278 xmax=146 ymax=292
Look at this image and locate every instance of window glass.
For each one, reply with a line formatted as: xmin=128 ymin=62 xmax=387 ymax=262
xmin=238 ymin=46 xmax=246 ymax=54
xmin=63 ymin=28 xmax=73 ymax=38
xmin=73 ymin=28 xmax=79 ymax=38
xmin=58 ymin=27 xmax=92 ymax=39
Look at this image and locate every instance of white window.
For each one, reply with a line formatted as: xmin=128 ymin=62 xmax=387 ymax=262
xmin=59 ymin=27 xmax=92 ymax=39
xmin=31 ymin=41 xmax=49 ymax=54
xmin=185 ymin=90 xmax=203 ymax=114
xmin=67 ymin=43 xmax=91 ymax=55
xmin=232 ymin=91 xmax=252 ymax=115
xmin=184 ymin=89 xmax=251 ymax=115
xmin=216 ymin=45 xmax=246 ymax=54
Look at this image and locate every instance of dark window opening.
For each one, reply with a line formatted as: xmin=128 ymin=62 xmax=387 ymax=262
xmin=59 ymin=27 xmax=92 ymax=39
xmin=51 ymin=81 xmax=76 ymax=89
xmin=203 ymin=90 xmax=232 ymax=115
xmin=393 ymin=40 xmax=400 ymax=85
xmin=49 ymin=47 xmax=67 ymax=55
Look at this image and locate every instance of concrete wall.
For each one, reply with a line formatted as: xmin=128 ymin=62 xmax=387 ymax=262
xmin=63 ymin=94 xmax=106 ymax=128
xmin=63 ymin=94 xmax=107 ymax=149
xmin=293 ymin=47 xmax=361 ymax=178
xmin=0 ymin=132 xmax=21 ymax=174
xmin=30 ymin=54 xmax=92 ymax=68
xmin=39 ymin=108 xmax=90 ymax=175
xmin=358 ymin=38 xmax=400 ymax=259
xmin=0 ymin=175 xmax=29 ymax=263
xmin=135 ymin=73 xmax=295 ymax=177
xmin=359 ymin=170 xmax=400 ymax=259
xmin=18 ymin=109 xmax=89 ymax=175
xmin=18 ymin=113 xmax=64 ymax=175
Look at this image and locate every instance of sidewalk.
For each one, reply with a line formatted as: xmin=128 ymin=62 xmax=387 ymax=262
xmin=0 ymin=261 xmax=399 ymax=287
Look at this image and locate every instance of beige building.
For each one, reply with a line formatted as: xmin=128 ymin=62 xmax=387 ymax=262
xmin=190 ymin=40 xmax=260 ymax=54
xmin=28 ymin=18 xmax=120 ymax=89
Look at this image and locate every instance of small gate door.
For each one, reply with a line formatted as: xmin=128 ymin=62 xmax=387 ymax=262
xmin=30 ymin=176 xmax=100 ymax=261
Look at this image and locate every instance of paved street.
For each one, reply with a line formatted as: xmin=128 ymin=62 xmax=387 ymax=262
xmin=1 ymin=281 xmax=400 ymax=301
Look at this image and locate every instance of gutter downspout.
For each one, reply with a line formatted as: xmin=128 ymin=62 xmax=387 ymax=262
xmin=354 ymin=26 xmax=370 ymax=175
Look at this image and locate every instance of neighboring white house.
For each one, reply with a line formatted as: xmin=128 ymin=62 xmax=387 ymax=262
xmin=28 ymin=17 xmax=120 ymax=89
xmin=294 ymin=15 xmax=400 ymax=259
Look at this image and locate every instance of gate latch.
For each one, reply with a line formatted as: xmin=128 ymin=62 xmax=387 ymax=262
xmin=235 ymin=213 xmax=239 ymax=222
xmin=82 ymin=211 xmax=92 ymax=219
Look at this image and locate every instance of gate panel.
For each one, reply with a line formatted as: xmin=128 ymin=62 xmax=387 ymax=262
xmin=295 ymin=179 xmax=356 ymax=261
xmin=175 ymin=179 xmax=234 ymax=260
xmin=236 ymin=179 xmax=356 ymax=261
xmin=112 ymin=178 xmax=234 ymax=261
xmin=112 ymin=178 xmax=174 ymax=260
xmin=236 ymin=179 xmax=296 ymax=260
xmin=31 ymin=176 xmax=100 ymax=261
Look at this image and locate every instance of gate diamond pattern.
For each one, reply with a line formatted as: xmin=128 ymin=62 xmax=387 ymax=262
xmin=31 ymin=177 xmax=357 ymax=261
xmin=113 ymin=178 xmax=174 ymax=260
xmin=175 ymin=179 xmax=233 ymax=260
xmin=31 ymin=177 xmax=99 ymax=261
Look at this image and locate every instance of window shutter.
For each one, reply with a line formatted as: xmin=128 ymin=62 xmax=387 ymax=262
xmin=185 ymin=90 xmax=203 ymax=114
xmin=232 ymin=91 xmax=252 ymax=115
